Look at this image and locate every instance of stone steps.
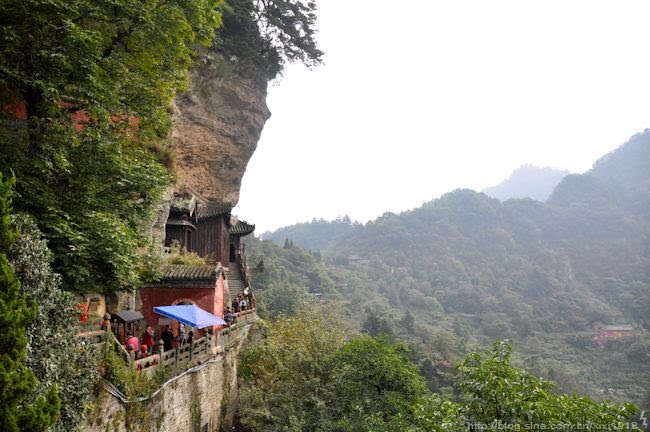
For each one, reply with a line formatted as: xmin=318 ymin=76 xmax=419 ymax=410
xmin=227 ymin=262 xmax=246 ymax=300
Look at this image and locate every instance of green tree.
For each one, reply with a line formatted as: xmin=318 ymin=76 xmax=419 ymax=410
xmin=361 ymin=306 xmax=394 ymax=338
xmin=238 ymin=307 xmax=347 ymax=431
xmin=400 ymin=310 xmax=415 ymax=334
xmin=239 ymin=310 xmax=464 ymax=432
xmin=256 ymin=281 xmax=312 ymax=318
xmin=457 ymin=340 xmax=639 ymax=430
xmin=0 ymin=173 xmax=59 ymax=432
xmin=9 ymin=215 xmax=98 ymax=432
xmin=215 ymin=0 xmax=323 ymax=79
xmin=0 ymin=0 xmax=222 ymax=294
xmin=325 ymin=336 xmax=464 ymax=432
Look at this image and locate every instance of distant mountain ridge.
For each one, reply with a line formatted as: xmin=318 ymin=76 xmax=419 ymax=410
xmin=589 ymin=128 xmax=650 ymax=191
xmin=549 ymin=129 xmax=650 ymax=217
xmin=260 ymin=215 xmax=356 ymax=252
xmin=482 ymin=165 xmax=570 ymax=202
xmin=255 ymin=130 xmax=650 ymax=405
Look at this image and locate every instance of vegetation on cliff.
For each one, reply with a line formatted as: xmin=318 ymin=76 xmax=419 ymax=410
xmin=9 ymin=215 xmax=98 ymax=432
xmin=0 ymin=0 xmax=325 ymax=296
xmin=0 ymin=0 xmax=222 ymax=294
xmin=0 ymin=0 xmax=324 ymax=429
xmin=215 ymin=0 xmax=323 ymax=79
xmin=0 ymin=174 xmax=59 ymax=432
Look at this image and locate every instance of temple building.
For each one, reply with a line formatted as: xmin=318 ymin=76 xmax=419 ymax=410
xmin=141 ymin=190 xmax=255 ymax=334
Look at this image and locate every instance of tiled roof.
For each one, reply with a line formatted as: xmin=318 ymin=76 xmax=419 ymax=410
xmin=160 ymin=264 xmax=223 ymax=281
xmin=165 ymin=218 xmax=197 ymax=230
xmin=603 ymin=325 xmax=634 ymax=331
xmin=142 ymin=264 xmax=224 ymax=288
xmin=114 ymin=309 xmax=144 ymax=323
xmin=230 ymin=219 xmax=255 ymax=236
xmin=195 ymin=203 xmax=231 ymax=220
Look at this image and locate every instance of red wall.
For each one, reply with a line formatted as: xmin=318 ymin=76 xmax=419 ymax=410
xmin=214 ymin=276 xmax=224 ymax=318
xmin=140 ymin=273 xmax=224 ymax=337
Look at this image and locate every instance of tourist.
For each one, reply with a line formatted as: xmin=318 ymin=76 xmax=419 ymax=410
xmin=224 ymin=308 xmax=235 ymax=324
xmin=126 ymin=343 xmax=136 ymax=360
xmin=161 ymin=325 xmax=174 ymax=351
xmin=178 ymin=322 xmax=186 ymax=345
xmin=140 ymin=344 xmax=149 ymax=359
xmin=142 ymin=325 xmax=154 ymax=354
xmin=101 ymin=313 xmax=111 ymax=331
xmin=125 ymin=332 xmax=139 ymax=352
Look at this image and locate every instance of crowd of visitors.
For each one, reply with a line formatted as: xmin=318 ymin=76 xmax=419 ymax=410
xmin=123 ymin=321 xmax=210 ymax=358
xmin=230 ymin=289 xmax=255 ymax=314
xmin=119 ymin=290 xmax=256 ymax=359
xmin=224 ymin=289 xmax=255 ymax=326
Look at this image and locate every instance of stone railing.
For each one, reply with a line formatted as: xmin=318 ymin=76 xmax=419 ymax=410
xmin=80 ymin=310 xmax=259 ymax=378
xmin=134 ymin=310 xmax=258 ymax=374
xmin=78 ymin=329 xmax=109 ymax=345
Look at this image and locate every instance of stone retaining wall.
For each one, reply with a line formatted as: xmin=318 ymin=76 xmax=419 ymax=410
xmin=82 ymin=318 xmax=257 ymax=432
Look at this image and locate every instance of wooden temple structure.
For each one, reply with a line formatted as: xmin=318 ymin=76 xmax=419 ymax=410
xmin=140 ymin=190 xmax=255 ymax=336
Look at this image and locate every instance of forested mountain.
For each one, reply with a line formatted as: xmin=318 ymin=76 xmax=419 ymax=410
xmin=260 ymin=215 xmax=357 ymax=252
xmin=253 ymin=130 xmax=650 ymax=407
xmin=482 ymin=165 xmax=570 ymax=202
xmin=589 ymin=129 xmax=650 ymax=192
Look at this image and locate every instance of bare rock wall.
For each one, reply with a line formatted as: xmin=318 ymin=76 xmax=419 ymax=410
xmin=171 ymin=61 xmax=271 ymax=205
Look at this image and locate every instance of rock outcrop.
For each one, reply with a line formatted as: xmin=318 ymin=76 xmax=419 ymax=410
xmin=171 ymin=60 xmax=271 ymax=205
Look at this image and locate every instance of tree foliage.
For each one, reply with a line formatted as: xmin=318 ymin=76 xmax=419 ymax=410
xmin=9 ymin=214 xmax=98 ymax=432
xmin=238 ymin=307 xmax=347 ymax=431
xmin=215 ymin=0 xmax=322 ymax=79
xmin=458 ymin=340 xmax=640 ymax=431
xmin=0 ymin=0 xmax=221 ymax=136
xmin=0 ymin=0 xmax=222 ymax=294
xmin=325 ymin=336 xmax=464 ymax=432
xmin=0 ymin=173 xmax=59 ymax=432
xmin=239 ymin=312 xmax=640 ymax=432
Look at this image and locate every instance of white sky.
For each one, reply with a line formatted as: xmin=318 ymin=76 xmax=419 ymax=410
xmin=234 ymin=0 xmax=650 ymax=233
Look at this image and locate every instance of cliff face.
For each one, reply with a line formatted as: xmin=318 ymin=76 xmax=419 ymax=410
xmin=171 ymin=61 xmax=271 ymax=205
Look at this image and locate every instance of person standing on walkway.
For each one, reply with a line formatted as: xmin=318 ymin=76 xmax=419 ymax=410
xmin=161 ymin=325 xmax=174 ymax=351
xmin=142 ymin=325 xmax=154 ymax=354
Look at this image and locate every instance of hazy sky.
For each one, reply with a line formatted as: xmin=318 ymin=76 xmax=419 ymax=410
xmin=234 ymin=0 xmax=650 ymax=233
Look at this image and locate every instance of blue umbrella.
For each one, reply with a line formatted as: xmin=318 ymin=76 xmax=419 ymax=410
xmin=153 ymin=304 xmax=226 ymax=329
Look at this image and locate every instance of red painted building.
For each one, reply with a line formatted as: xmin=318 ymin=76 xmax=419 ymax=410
xmin=140 ymin=190 xmax=256 ymax=338
xmin=140 ymin=264 xmax=225 ymax=337
xmin=592 ymin=322 xmax=636 ymax=347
